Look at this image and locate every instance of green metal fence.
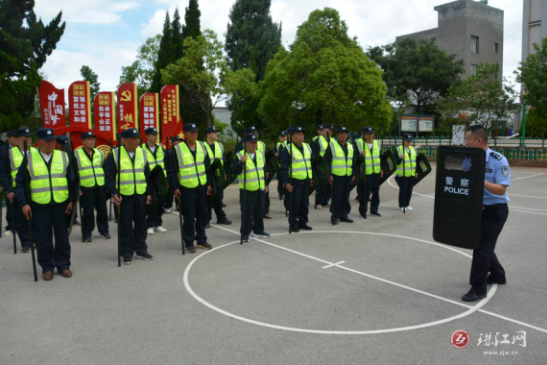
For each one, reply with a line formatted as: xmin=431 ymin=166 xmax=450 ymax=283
xmin=378 ymin=136 xmax=546 ymax=148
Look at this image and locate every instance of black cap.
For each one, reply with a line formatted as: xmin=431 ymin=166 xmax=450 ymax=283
xmin=183 ymin=123 xmax=199 ymax=132
xmin=324 ymin=124 xmax=334 ymax=130
xmin=290 ymin=126 xmax=304 ymax=135
xmin=245 ymin=134 xmax=259 ymax=142
xmin=120 ymin=128 xmax=139 ymax=138
xmin=403 ymin=133 xmax=413 ymax=141
xmin=7 ymin=130 xmax=16 ymax=138
xmin=171 ymin=136 xmax=183 ymax=142
xmin=337 ymin=126 xmax=348 ymax=133
xmin=15 ymin=127 xmax=32 ymax=137
xmin=145 ymin=127 xmax=158 ymax=135
xmin=245 ymin=126 xmax=258 ymax=134
xmin=316 ymin=125 xmax=324 ymax=131
xmin=205 ymin=126 xmax=218 ymax=134
xmin=81 ymin=131 xmax=96 ymax=140
xmin=362 ymin=127 xmax=374 ymax=134
xmin=56 ymin=135 xmax=69 ymax=147
xmin=36 ymin=128 xmax=56 ymax=141
xmin=279 ymin=130 xmax=287 ymax=137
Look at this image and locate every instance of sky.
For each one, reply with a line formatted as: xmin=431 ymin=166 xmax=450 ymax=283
xmin=35 ymin=0 xmax=524 ymax=92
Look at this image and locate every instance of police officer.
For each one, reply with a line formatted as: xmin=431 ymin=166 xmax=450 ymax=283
xmin=313 ymin=124 xmax=333 ymax=209
xmin=75 ymin=131 xmax=110 ymax=242
xmin=15 ymin=128 xmax=76 ymax=281
xmin=231 ymin=133 xmax=270 ymax=242
xmin=167 ymin=123 xmax=213 ymax=254
xmin=394 ymin=133 xmax=418 ymax=211
xmin=2 ymin=130 xmax=18 ymax=236
xmin=275 ymin=130 xmax=288 ymax=200
xmin=104 ymin=128 xmax=154 ymax=265
xmin=142 ymin=127 xmax=168 ymax=235
xmin=356 ymin=127 xmax=384 ymax=218
xmin=279 ymin=126 xmax=314 ymax=232
xmin=204 ymin=126 xmax=231 ymax=226
xmin=312 ymin=125 xmax=323 ymax=143
xmin=325 ymin=126 xmax=356 ymax=225
xmin=462 ymin=125 xmax=511 ymax=302
xmin=164 ymin=136 xmax=182 ymax=213
xmin=0 ymin=128 xmax=32 ymax=252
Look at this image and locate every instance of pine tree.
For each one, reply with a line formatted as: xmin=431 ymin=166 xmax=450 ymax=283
xmin=182 ymin=0 xmax=201 ymax=41
xmin=172 ymin=8 xmax=183 ymax=60
xmin=0 ymin=0 xmax=65 ymax=131
xmin=150 ymin=11 xmax=174 ymax=93
xmin=80 ymin=65 xmax=100 ymax=96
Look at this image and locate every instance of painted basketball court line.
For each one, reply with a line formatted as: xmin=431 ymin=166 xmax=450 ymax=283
xmin=182 ymin=223 xmax=547 ymax=336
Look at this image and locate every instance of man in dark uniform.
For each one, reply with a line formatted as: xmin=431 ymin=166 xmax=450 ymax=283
xmin=0 ymin=128 xmax=32 ymax=252
xmin=279 ymin=126 xmax=314 ymax=232
xmin=462 ymin=125 xmax=511 ymax=302
xmin=324 ymin=126 xmax=356 ymax=225
xmin=275 ymin=130 xmax=288 ymax=200
xmin=2 ymin=130 xmax=18 ymax=236
xmin=312 ymin=125 xmax=323 ymax=143
xmin=75 ymin=131 xmax=110 ymax=242
xmin=164 ymin=136 xmax=182 ymax=213
xmin=142 ymin=127 xmax=168 ymax=235
xmin=15 ymin=128 xmax=76 ymax=281
xmin=204 ymin=126 xmax=231 ymax=226
xmin=394 ymin=133 xmax=418 ymax=211
xmin=356 ymin=127 xmax=384 ymax=218
xmin=231 ymin=133 xmax=270 ymax=242
xmin=167 ymin=123 xmax=213 ymax=254
xmin=313 ymin=124 xmax=333 ymax=209
xmin=104 ymin=128 xmax=154 ymax=265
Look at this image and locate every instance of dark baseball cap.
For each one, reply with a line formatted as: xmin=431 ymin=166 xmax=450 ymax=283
xmin=183 ymin=123 xmax=199 ymax=132
xmin=36 ymin=128 xmax=56 ymax=141
xmin=245 ymin=126 xmax=258 ymax=134
xmin=57 ymin=135 xmax=69 ymax=146
xmin=362 ymin=127 xmax=374 ymax=134
xmin=290 ymin=126 xmax=304 ymax=135
xmin=120 ymin=128 xmax=139 ymax=138
xmin=337 ymin=126 xmax=349 ymax=133
xmin=205 ymin=126 xmax=218 ymax=134
xmin=245 ymin=134 xmax=259 ymax=142
xmin=145 ymin=127 xmax=158 ymax=135
xmin=403 ymin=133 xmax=413 ymax=141
xmin=81 ymin=131 xmax=96 ymax=140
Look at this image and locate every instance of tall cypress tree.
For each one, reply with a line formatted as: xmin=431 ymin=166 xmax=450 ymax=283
xmin=172 ymin=8 xmax=183 ymax=61
xmin=150 ymin=11 xmax=174 ymax=93
xmin=182 ymin=0 xmax=201 ymax=41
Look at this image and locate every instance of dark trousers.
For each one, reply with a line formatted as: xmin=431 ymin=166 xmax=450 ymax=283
xmin=32 ymin=202 xmax=71 ymax=274
xmin=80 ymin=187 xmax=109 ymax=238
xmin=5 ymin=197 xmax=13 ymax=231
xmin=316 ymin=179 xmax=330 ymax=206
xmin=264 ymin=190 xmax=270 ymax=215
xmin=331 ymin=175 xmax=351 ymax=220
xmin=359 ymin=173 xmax=380 ymax=216
xmin=395 ymin=176 xmax=414 ymax=208
xmin=240 ymin=189 xmax=265 ymax=236
xmin=147 ymin=194 xmax=165 ymax=228
xmin=180 ymin=187 xmax=208 ymax=247
xmin=470 ymin=204 xmax=509 ymax=292
xmin=164 ymin=190 xmax=174 ymax=209
xmin=119 ymin=194 xmax=148 ymax=259
xmin=12 ymin=196 xmax=31 ymax=248
xmin=207 ymin=188 xmax=227 ymax=222
xmin=286 ymin=180 xmax=310 ymax=228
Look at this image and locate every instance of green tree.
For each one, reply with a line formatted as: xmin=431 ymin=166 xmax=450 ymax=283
xmin=120 ymin=35 xmax=161 ymax=96
xmin=150 ymin=11 xmax=175 ymax=93
xmin=0 ymin=0 xmax=65 ymax=131
xmin=182 ymin=0 xmax=201 ymax=41
xmin=172 ymin=8 xmax=183 ymax=60
xmin=441 ymin=63 xmax=518 ymax=133
xmin=80 ymin=65 xmax=100 ymax=96
xmin=517 ymin=38 xmax=547 ymax=124
xmin=367 ymin=38 xmax=464 ymax=114
xmin=257 ymin=8 xmax=392 ymax=139
xmin=161 ymin=30 xmax=257 ymax=128
xmin=522 ymin=108 xmax=547 ymax=138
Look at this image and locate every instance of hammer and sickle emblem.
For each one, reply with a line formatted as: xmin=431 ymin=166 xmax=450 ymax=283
xmin=120 ymin=90 xmax=132 ymax=102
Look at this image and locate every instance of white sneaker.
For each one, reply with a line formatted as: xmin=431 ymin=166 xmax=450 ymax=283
xmin=406 ymin=206 xmax=413 ymax=211
xmin=4 ymin=230 xmax=12 ymax=236
xmin=147 ymin=227 xmax=154 ymax=235
xmin=165 ymin=208 xmax=172 ymax=213
xmin=400 ymin=207 xmax=405 ymax=211
xmin=154 ymin=226 xmax=167 ymax=233
xmin=316 ymin=204 xmax=323 ymax=210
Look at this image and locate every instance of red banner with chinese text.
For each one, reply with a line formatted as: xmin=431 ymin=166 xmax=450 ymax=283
xmin=139 ymin=93 xmax=159 ymax=141
xmin=160 ymin=85 xmax=183 ymax=145
xmin=68 ymin=81 xmax=92 ymax=129
xmin=39 ymin=80 xmax=66 ymax=131
xmin=117 ymin=83 xmax=138 ymax=133
xmin=94 ymin=92 xmax=117 ymax=142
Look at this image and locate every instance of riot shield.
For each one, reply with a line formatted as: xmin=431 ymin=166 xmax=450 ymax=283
xmin=379 ymin=150 xmax=397 ymax=186
xmin=433 ymin=146 xmax=486 ymax=250
xmin=265 ymin=150 xmax=279 ymax=186
xmin=415 ymin=153 xmax=433 ymax=186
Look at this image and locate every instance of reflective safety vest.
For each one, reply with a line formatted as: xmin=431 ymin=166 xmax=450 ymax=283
xmin=204 ymin=141 xmax=224 ymax=166
xmin=75 ymin=148 xmax=105 ymax=188
xmin=27 ymin=149 xmax=69 ymax=204
xmin=257 ymin=141 xmax=266 ymax=154
xmin=112 ymin=146 xmax=148 ymax=196
xmin=8 ymin=146 xmax=25 ymax=188
xmin=312 ymin=136 xmax=318 ymax=142
xmin=236 ymin=150 xmax=265 ymax=191
xmin=142 ymin=143 xmax=166 ymax=176
xmin=318 ymin=135 xmax=329 ymax=157
xmin=275 ymin=141 xmax=287 ymax=153
xmin=330 ymin=140 xmax=354 ymax=177
xmin=287 ymin=143 xmax=313 ymax=180
xmin=396 ymin=145 xmax=416 ymax=177
xmin=357 ymin=139 xmax=382 ymax=175
xmin=175 ymin=142 xmax=207 ymax=188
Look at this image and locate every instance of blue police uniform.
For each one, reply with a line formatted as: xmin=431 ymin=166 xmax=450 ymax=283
xmin=468 ymin=147 xmax=511 ymax=297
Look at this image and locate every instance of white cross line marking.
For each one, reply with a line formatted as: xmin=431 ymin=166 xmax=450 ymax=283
xmin=513 ymin=173 xmax=545 ymax=181
xmin=322 ymin=261 xmax=345 ymax=269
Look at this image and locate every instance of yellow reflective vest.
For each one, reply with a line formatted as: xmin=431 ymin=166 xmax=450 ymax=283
xmin=142 ymin=143 xmax=166 ymax=176
xmin=112 ymin=146 xmax=148 ymax=196
xmin=175 ymin=142 xmax=207 ymax=189
xmin=204 ymin=141 xmax=224 ymax=166
xmin=8 ymin=146 xmax=25 ymax=188
xmin=357 ymin=139 xmax=382 ymax=175
xmin=287 ymin=143 xmax=313 ymax=180
xmin=75 ymin=148 xmax=105 ymax=188
xmin=236 ymin=150 xmax=265 ymax=191
xmin=330 ymin=140 xmax=354 ymax=177
xmin=396 ymin=145 xmax=416 ymax=177
xmin=27 ymin=149 xmax=69 ymax=204
xmin=318 ymin=135 xmax=329 ymax=157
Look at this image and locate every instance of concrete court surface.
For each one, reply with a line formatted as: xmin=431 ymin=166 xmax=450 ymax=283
xmin=1 ymin=164 xmax=546 ymax=365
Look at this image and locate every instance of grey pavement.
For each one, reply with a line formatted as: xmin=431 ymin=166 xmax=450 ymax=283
xmin=1 ymin=164 xmax=546 ymax=365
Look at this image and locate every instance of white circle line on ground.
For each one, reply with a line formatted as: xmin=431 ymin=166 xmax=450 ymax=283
xmin=183 ymin=232 xmax=492 ymax=335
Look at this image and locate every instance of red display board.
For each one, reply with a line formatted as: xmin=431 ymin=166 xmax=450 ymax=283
xmin=160 ymin=85 xmax=183 ymax=144
xmin=39 ymin=80 xmax=66 ymax=131
xmin=117 ymin=83 xmax=138 ymax=133
xmin=139 ymin=93 xmax=160 ymax=141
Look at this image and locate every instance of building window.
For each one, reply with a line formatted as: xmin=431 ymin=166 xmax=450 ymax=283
xmin=470 ymin=64 xmax=478 ymax=75
xmin=471 ymin=35 xmax=479 ymax=53
xmin=494 ymin=42 xmax=499 ymax=53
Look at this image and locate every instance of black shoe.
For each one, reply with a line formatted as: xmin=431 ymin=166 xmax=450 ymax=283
xmin=332 ymin=219 xmax=340 ymax=226
xmin=252 ymin=231 xmax=271 ymax=238
xmin=205 ymin=223 xmax=211 ymax=229
xmin=361 ymin=215 xmax=367 ymax=219
xmin=299 ymin=224 xmax=313 ymax=231
xmin=22 ymin=247 xmax=31 ymax=253
xmin=83 ymin=236 xmax=92 ymax=243
xmin=462 ymin=290 xmax=487 ymax=302
xmin=135 ymin=252 xmax=154 ymax=260
xmin=242 ymin=236 xmax=250 ymax=243
xmin=487 ymin=275 xmax=507 ymax=285
xmin=340 ymin=217 xmax=354 ymax=223
xmin=100 ymin=232 xmax=111 ymax=239
xmin=290 ymin=226 xmax=300 ymax=233
xmin=370 ymin=212 xmax=381 ymax=217
xmin=186 ymin=246 xmax=197 ymax=254
xmin=196 ymin=242 xmax=213 ymax=250
xmin=123 ymin=257 xmax=132 ymax=265
xmin=216 ymin=219 xmax=232 ymax=225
